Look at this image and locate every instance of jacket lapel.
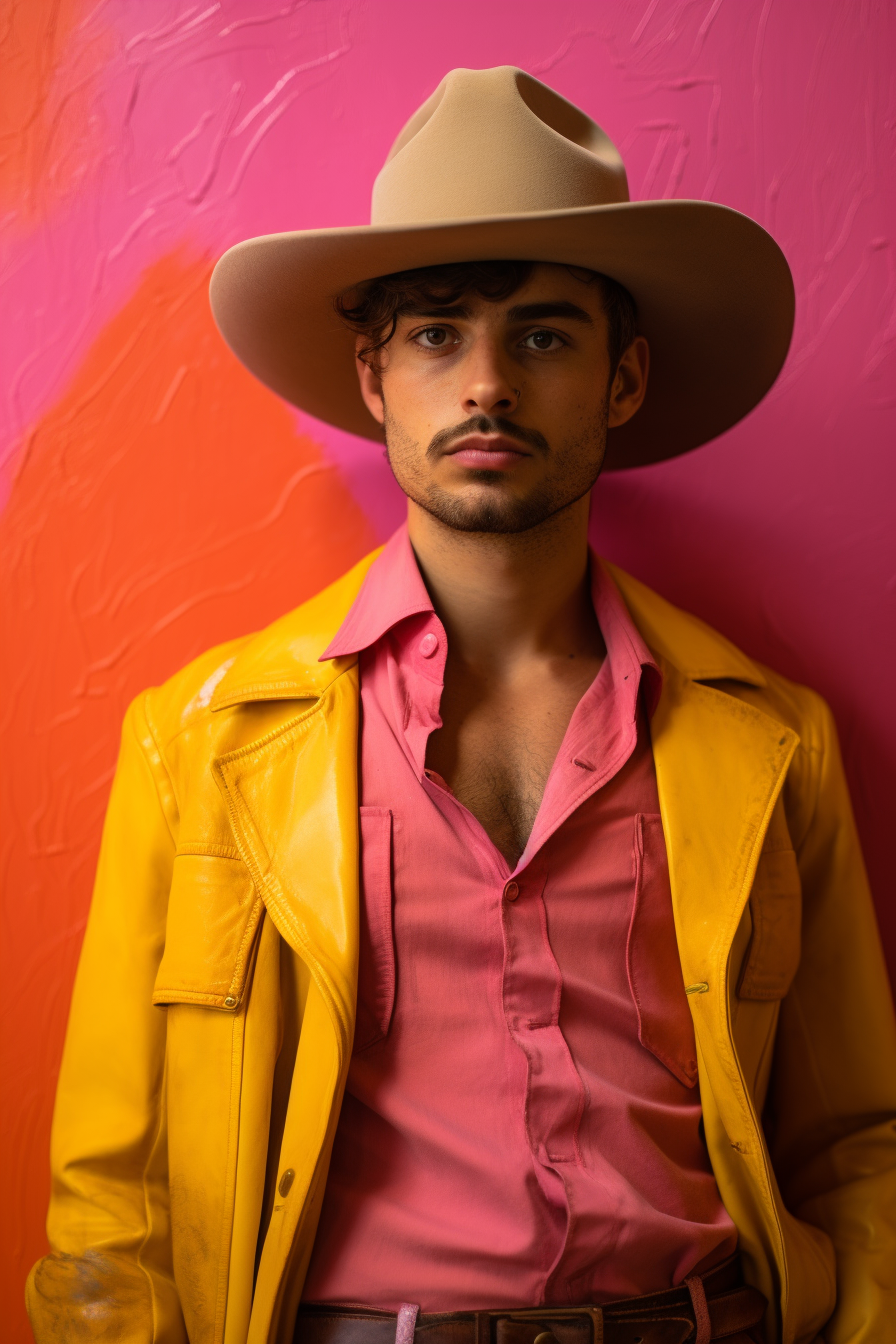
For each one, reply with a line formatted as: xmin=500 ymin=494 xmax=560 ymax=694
xmin=649 ymin=660 xmax=798 ymax=1146
xmin=651 ymin=662 xmax=798 ymax=990
xmin=213 ymin=671 xmax=361 ymax=1057
xmin=208 ymin=552 xmax=381 ymax=1056
xmin=609 ymin=564 xmax=799 ymax=1122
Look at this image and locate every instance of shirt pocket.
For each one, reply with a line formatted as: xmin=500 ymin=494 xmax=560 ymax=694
xmin=626 ymin=813 xmax=699 ymax=1088
xmin=152 ymin=847 xmax=264 ymax=1010
xmin=353 ymin=807 xmax=396 ymax=1053
xmin=737 ymin=846 xmax=802 ymax=1000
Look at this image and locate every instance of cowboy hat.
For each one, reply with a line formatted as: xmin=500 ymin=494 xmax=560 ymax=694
xmin=209 ymin=66 xmax=794 ymax=470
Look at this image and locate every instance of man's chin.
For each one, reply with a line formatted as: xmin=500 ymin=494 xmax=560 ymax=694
xmin=413 ymin=485 xmax=565 ymax=535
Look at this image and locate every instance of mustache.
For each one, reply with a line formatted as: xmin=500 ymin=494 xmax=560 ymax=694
xmin=426 ymin=415 xmax=550 ymax=460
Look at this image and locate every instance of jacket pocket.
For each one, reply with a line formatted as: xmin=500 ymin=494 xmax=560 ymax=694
xmin=152 ymin=847 xmax=264 ymax=1010
xmin=353 ymin=807 xmax=395 ymax=1053
xmin=737 ymin=847 xmax=802 ymax=1000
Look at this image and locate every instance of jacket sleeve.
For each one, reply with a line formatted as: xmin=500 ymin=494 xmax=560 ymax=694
xmin=770 ymin=694 xmax=896 ymax=1344
xmin=26 ymin=693 xmax=186 ymax=1343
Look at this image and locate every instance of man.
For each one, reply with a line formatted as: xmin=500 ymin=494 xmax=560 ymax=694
xmin=27 ymin=66 xmax=896 ymax=1344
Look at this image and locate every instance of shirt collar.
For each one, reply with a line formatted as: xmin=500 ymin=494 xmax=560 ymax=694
xmin=320 ymin=524 xmax=433 ymax=660
xmin=589 ymin=554 xmax=663 ymax=718
xmin=321 ymin=522 xmax=662 ymax=714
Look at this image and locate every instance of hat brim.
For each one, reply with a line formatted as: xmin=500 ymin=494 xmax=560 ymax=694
xmin=208 ymin=199 xmax=794 ymax=470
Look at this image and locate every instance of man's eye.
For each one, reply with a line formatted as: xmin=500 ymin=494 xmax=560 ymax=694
xmin=416 ymin=326 xmax=453 ymax=348
xmin=523 ymin=330 xmax=563 ymax=351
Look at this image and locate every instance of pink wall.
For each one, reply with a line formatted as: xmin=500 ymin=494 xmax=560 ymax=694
xmin=1 ymin=2 xmax=893 ymax=1335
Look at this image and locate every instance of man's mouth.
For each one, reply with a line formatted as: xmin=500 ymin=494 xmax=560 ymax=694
xmin=442 ymin=434 xmax=532 ymax=470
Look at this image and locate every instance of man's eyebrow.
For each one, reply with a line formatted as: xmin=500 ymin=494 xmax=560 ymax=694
xmin=400 ymin=303 xmax=472 ymax=320
xmin=506 ymin=301 xmax=594 ymax=324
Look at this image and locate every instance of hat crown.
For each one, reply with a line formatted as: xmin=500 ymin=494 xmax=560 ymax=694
xmin=371 ymin=66 xmax=629 ymax=227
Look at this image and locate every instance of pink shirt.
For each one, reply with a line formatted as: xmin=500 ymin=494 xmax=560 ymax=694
xmin=303 ymin=527 xmax=736 ymax=1310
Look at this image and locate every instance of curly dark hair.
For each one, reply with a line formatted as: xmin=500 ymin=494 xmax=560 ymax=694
xmin=335 ymin=259 xmax=638 ymax=381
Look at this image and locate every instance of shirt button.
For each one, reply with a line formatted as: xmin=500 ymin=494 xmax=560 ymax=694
xmin=419 ymin=632 xmax=439 ymax=658
xmin=504 ymin=880 xmax=519 ymax=901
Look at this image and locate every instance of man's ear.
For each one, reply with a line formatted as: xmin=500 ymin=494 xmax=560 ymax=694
xmin=608 ymin=336 xmax=649 ymax=429
xmin=355 ymin=342 xmax=385 ymax=426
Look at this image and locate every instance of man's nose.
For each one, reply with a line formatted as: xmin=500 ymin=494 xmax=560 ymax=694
xmin=459 ymin=340 xmax=519 ymax=418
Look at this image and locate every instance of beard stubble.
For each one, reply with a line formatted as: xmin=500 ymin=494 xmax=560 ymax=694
xmin=382 ymin=403 xmax=610 ymax=535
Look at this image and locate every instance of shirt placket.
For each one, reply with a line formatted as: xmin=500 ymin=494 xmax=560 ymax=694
xmin=499 ymin=855 xmax=586 ymax=1295
xmin=393 ymin=605 xmax=650 ymax=1303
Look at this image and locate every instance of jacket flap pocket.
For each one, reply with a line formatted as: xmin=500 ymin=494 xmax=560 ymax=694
xmin=153 ymin=849 xmax=263 ymax=1010
xmin=354 ymin=807 xmax=395 ymax=1053
xmin=738 ymin=847 xmax=802 ymax=1001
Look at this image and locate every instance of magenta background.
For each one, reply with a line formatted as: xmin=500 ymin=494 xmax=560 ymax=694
xmin=2 ymin=2 xmax=894 ymax=1336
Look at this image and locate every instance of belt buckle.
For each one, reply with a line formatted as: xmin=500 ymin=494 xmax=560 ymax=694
xmin=483 ymin=1305 xmax=604 ymax=1344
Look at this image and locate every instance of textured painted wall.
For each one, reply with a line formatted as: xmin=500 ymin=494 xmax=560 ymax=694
xmin=1 ymin=1 xmax=893 ymax=1335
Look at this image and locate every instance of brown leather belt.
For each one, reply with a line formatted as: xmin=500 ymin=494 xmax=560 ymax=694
xmin=296 ymin=1255 xmax=767 ymax=1344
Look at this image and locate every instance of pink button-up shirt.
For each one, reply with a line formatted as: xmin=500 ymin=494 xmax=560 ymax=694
xmin=303 ymin=527 xmax=736 ymax=1310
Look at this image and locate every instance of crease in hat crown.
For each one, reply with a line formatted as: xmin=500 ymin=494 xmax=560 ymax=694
xmin=371 ymin=66 xmax=630 ymax=227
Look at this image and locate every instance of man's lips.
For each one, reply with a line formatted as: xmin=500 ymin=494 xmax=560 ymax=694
xmin=442 ymin=434 xmax=531 ymax=469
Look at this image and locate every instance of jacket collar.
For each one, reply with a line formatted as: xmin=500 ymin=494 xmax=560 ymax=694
xmin=210 ymin=548 xmax=383 ymax=710
xmin=604 ymin=562 xmax=766 ymax=688
xmin=211 ymin=544 xmax=766 ymax=711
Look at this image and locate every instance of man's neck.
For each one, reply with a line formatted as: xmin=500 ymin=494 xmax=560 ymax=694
xmin=405 ymin=496 xmax=604 ymax=673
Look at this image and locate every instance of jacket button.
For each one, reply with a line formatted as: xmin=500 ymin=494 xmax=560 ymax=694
xmin=223 ymin=996 xmax=238 ymax=1008
xmin=504 ymin=881 xmax=519 ymax=902
xmin=278 ymin=1168 xmax=296 ymax=1197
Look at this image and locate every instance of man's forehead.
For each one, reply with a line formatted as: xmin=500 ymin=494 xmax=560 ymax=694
xmin=498 ymin=261 xmax=599 ymax=298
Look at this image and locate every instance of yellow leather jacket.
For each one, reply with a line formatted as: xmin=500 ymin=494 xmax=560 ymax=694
xmin=27 ymin=553 xmax=896 ymax=1344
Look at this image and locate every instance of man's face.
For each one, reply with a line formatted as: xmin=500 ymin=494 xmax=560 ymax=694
xmin=356 ymin=263 xmax=646 ymax=534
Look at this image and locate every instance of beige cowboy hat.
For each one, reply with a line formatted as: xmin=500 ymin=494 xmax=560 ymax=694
xmin=209 ymin=66 xmax=794 ymax=470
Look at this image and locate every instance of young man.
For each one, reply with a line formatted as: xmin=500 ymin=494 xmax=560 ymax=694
xmin=28 ymin=67 xmax=896 ymax=1344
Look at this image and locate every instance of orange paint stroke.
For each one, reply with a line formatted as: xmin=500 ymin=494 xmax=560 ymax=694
xmin=0 ymin=0 xmax=112 ymax=225
xmin=0 ymin=247 xmax=375 ymax=1319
